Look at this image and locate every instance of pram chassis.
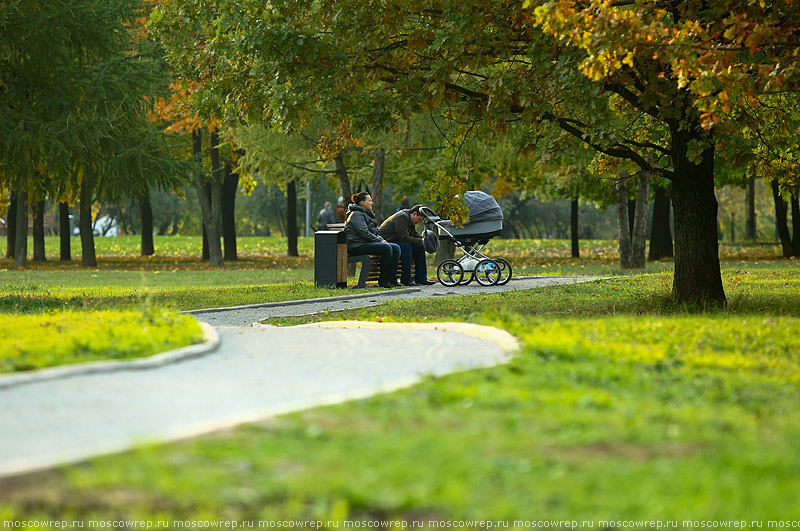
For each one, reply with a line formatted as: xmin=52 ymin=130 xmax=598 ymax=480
xmin=419 ymin=206 xmax=512 ymax=287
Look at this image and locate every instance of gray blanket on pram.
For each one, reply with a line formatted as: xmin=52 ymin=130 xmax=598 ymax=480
xmin=463 ymin=191 xmax=503 ymax=223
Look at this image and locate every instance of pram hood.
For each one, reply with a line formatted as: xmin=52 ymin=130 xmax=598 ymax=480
xmin=420 ymin=191 xmax=503 ymax=243
xmin=463 ymin=191 xmax=503 ymax=223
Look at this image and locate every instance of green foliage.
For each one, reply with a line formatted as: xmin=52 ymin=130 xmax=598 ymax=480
xmin=420 ymin=170 xmax=469 ymax=226
xmin=0 ymin=0 xmax=186 ymax=204
xmin=0 ymin=309 xmax=203 ymax=373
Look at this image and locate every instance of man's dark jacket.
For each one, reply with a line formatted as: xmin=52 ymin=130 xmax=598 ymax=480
xmin=378 ymin=209 xmax=423 ymax=246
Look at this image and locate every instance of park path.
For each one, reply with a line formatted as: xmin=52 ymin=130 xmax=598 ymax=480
xmin=0 ymin=276 xmax=602 ymax=479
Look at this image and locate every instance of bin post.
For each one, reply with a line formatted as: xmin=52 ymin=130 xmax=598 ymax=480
xmin=314 ymin=230 xmax=348 ymax=288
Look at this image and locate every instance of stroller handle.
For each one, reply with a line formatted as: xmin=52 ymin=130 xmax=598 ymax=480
xmin=419 ymin=206 xmax=441 ymax=222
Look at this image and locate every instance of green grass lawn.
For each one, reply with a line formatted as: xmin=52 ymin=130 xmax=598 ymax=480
xmin=1 ymin=245 xmax=798 ymax=522
xmin=0 ymin=309 xmax=205 ymax=373
xmin=0 ymin=235 xmax=787 ymax=313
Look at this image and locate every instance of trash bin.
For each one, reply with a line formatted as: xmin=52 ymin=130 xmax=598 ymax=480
xmin=314 ymin=230 xmax=348 ymax=288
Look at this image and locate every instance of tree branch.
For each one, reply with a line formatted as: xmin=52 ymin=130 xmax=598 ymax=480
xmin=540 ymin=110 xmax=677 ymax=180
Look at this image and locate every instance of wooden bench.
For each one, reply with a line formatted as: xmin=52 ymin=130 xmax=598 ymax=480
xmin=324 ymin=223 xmax=413 ymax=288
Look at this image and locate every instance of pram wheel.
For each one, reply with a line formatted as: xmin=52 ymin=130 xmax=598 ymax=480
xmin=475 ymin=259 xmax=501 ymax=286
xmin=437 ymin=259 xmax=465 ymax=286
xmin=495 ymin=258 xmax=512 ymax=286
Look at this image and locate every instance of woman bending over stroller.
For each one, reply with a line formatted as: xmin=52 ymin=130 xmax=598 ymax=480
xmin=344 ymin=192 xmax=401 ymax=288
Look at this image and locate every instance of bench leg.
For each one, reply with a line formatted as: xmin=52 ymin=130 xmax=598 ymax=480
xmin=356 ymin=257 xmax=370 ymax=288
xmin=347 ymin=256 xmax=371 ymax=288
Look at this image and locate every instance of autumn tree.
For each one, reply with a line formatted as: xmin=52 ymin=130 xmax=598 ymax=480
xmin=1 ymin=0 xmax=182 ymax=267
xmin=738 ymin=92 xmax=800 ymax=257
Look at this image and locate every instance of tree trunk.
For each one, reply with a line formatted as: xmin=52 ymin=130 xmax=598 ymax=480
xmin=158 ymin=219 xmax=170 ymax=236
xmin=570 ymin=197 xmax=580 ymax=258
xmin=745 ymin=176 xmax=756 ymax=242
xmin=140 ymin=193 xmax=155 ymax=257
xmin=33 ymin=200 xmax=46 ymax=261
xmin=670 ymin=126 xmax=725 ymax=305
xmin=209 ymin=131 xmax=224 ymax=266
xmin=335 ymin=152 xmax=352 ymax=206
xmin=80 ymin=175 xmax=97 ymax=267
xmin=791 ymin=190 xmax=800 ymax=258
xmin=627 ymin=199 xmax=636 ymax=239
xmin=371 ymin=148 xmax=385 ymax=223
xmin=194 ymin=128 xmax=224 ymax=267
xmin=13 ymin=175 xmax=27 ymax=268
xmin=201 ymin=183 xmax=210 ymax=260
xmin=222 ymin=162 xmax=239 ymax=261
xmin=6 ymin=193 xmax=17 ymax=259
xmin=435 ymin=239 xmax=456 ymax=265
xmin=649 ymin=185 xmax=673 ymax=260
xmin=193 ymin=129 xmax=209 ymax=260
xmin=771 ymin=179 xmax=792 ymax=258
xmin=631 ymin=170 xmax=650 ymax=268
xmin=287 ymin=180 xmax=299 ymax=257
xmin=59 ymin=202 xmax=71 ymax=261
xmin=616 ymin=174 xmax=633 ymax=268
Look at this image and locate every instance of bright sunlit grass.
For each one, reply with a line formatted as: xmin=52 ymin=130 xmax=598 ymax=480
xmin=0 ymin=309 xmax=204 ymax=373
xmin=0 ymin=238 xmax=798 ymax=519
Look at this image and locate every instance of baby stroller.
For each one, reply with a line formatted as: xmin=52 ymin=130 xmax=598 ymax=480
xmin=419 ymin=191 xmax=512 ymax=286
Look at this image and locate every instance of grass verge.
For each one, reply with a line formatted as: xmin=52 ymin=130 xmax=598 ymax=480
xmin=0 ymin=309 xmax=205 ymax=373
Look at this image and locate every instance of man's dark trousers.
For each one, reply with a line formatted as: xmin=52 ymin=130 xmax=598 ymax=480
xmin=397 ymin=241 xmax=428 ymax=284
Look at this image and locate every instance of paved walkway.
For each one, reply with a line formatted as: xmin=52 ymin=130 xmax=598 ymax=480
xmin=188 ymin=275 xmax=601 ymax=327
xmin=0 ymin=276 xmax=602 ymax=479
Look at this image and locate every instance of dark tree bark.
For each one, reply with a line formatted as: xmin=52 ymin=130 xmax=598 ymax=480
xmin=59 ymin=202 xmax=71 ymax=261
xmin=194 ymin=128 xmax=224 ymax=267
xmin=222 ymin=162 xmax=239 ymax=261
xmin=669 ymin=124 xmax=725 ymax=305
xmin=631 ymin=171 xmax=650 ymax=268
xmin=6 ymin=193 xmax=16 ymax=259
xmin=33 ymin=200 xmax=46 ymax=261
xmin=435 ymin=239 xmax=456 ymax=265
xmin=792 ymin=190 xmax=800 ymax=258
xmin=13 ymin=175 xmax=27 ymax=268
xmin=745 ymin=176 xmax=756 ymax=242
xmin=771 ymin=179 xmax=793 ymax=258
xmin=335 ymin=152 xmax=352 ymax=206
xmin=627 ymin=199 xmax=636 ymax=239
xmin=158 ymin=219 xmax=170 ymax=236
xmin=79 ymin=175 xmax=97 ymax=267
xmin=371 ymin=148 xmax=385 ymax=223
xmin=287 ymin=180 xmax=299 ymax=257
xmin=140 ymin=193 xmax=155 ymax=257
xmin=616 ymin=174 xmax=633 ymax=268
xmin=201 ymin=183 xmax=210 ymax=260
xmin=649 ymin=185 xmax=673 ymax=260
xmin=208 ymin=130 xmax=224 ymax=266
xmin=570 ymin=197 xmax=580 ymax=258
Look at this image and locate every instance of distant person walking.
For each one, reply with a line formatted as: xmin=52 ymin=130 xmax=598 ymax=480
xmin=317 ymin=201 xmax=338 ymax=230
xmin=397 ymin=196 xmax=410 ymax=212
xmin=336 ymin=196 xmax=346 ymax=223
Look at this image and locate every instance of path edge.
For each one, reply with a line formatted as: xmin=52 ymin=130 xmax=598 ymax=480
xmin=0 ymin=321 xmax=220 ymax=391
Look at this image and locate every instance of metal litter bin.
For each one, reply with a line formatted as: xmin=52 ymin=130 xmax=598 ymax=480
xmin=314 ymin=230 xmax=347 ymax=288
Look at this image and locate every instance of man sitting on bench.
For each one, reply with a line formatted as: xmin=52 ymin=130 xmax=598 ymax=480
xmin=378 ymin=204 xmax=436 ymax=286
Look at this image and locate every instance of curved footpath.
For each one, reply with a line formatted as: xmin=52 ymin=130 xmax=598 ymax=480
xmin=0 ymin=276 xmax=602 ymax=479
